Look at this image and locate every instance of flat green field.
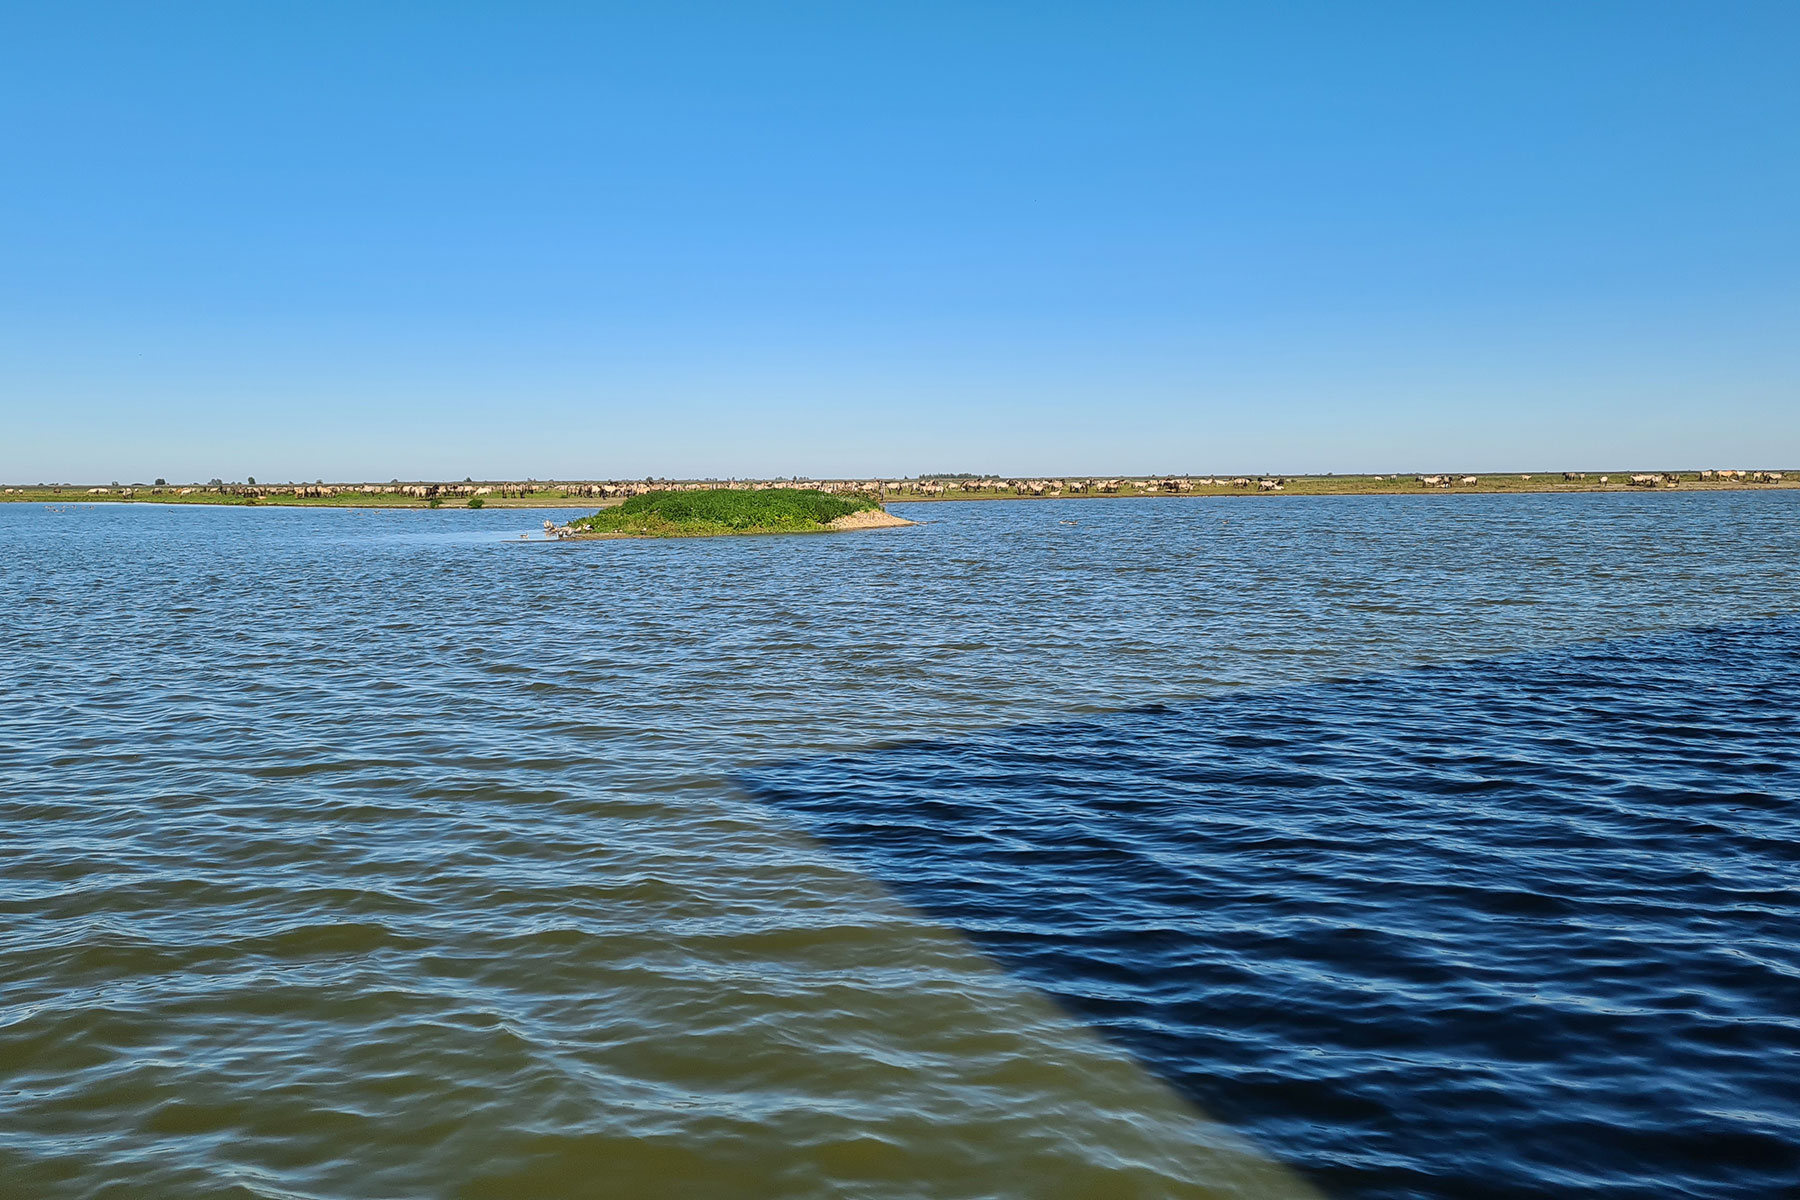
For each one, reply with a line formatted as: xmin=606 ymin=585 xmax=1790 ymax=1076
xmin=897 ymin=472 xmax=1795 ymax=500
xmin=0 ymin=486 xmax=611 ymax=508
xmin=3 ymin=472 xmax=1793 ymax=509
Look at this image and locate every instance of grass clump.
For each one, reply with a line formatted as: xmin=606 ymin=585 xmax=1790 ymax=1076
xmin=567 ymin=487 xmax=879 ymax=537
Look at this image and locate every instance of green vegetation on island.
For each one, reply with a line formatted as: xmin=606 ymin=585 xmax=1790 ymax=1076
xmin=563 ymin=487 xmax=889 ymax=537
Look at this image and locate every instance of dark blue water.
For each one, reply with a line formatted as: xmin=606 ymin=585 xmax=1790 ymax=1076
xmin=746 ymin=621 xmax=1800 ymax=1198
xmin=3 ymin=493 xmax=1797 ymax=1198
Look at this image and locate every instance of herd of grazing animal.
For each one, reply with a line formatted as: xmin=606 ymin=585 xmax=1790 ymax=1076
xmin=817 ymin=476 xmax=1290 ymax=496
xmin=14 ymin=470 xmax=1794 ymax=504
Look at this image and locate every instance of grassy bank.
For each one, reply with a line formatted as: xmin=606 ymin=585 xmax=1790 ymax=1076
xmin=5 ymin=472 xmax=1795 ymax=509
xmin=888 ymin=471 xmax=1795 ymax=500
xmin=564 ymin=488 xmax=882 ymax=537
xmin=0 ymin=486 xmax=602 ymax=508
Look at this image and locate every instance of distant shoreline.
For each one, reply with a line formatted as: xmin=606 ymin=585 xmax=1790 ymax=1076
xmin=4 ymin=471 xmax=1794 ymax=509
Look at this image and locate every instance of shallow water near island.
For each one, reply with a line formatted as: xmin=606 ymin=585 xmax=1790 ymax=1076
xmin=3 ymin=493 xmax=1797 ymax=1199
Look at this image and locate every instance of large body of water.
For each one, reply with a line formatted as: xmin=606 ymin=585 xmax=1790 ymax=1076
xmin=3 ymin=494 xmax=1796 ymax=1199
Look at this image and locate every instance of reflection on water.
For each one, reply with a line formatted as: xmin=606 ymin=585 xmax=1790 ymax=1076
xmin=746 ymin=620 xmax=1800 ymax=1199
xmin=2 ymin=494 xmax=1797 ymax=1198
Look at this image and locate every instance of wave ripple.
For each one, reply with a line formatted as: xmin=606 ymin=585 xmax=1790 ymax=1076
xmin=4 ymin=494 xmax=1798 ymax=1198
xmin=748 ymin=621 xmax=1800 ymax=1199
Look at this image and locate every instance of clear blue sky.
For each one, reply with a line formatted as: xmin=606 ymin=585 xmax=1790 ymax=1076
xmin=3 ymin=2 xmax=1796 ymax=482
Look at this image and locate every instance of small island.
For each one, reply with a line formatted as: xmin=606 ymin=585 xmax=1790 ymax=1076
xmin=551 ymin=487 xmax=917 ymax=539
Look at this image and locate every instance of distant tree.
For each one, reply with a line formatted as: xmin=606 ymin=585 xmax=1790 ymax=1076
xmin=111 ymin=480 xmax=119 ymax=487
xmin=247 ymin=476 xmax=256 ymax=485
xmin=154 ymin=477 xmax=166 ymax=486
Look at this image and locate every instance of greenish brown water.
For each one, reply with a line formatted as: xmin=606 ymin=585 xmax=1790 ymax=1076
xmin=3 ymin=494 xmax=1797 ymax=1198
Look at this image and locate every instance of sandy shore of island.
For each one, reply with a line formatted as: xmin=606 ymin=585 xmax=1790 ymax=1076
xmin=826 ymin=509 xmax=917 ymax=530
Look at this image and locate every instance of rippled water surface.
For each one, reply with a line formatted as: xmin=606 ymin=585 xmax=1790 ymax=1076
xmin=3 ymin=494 xmax=1797 ymax=1199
